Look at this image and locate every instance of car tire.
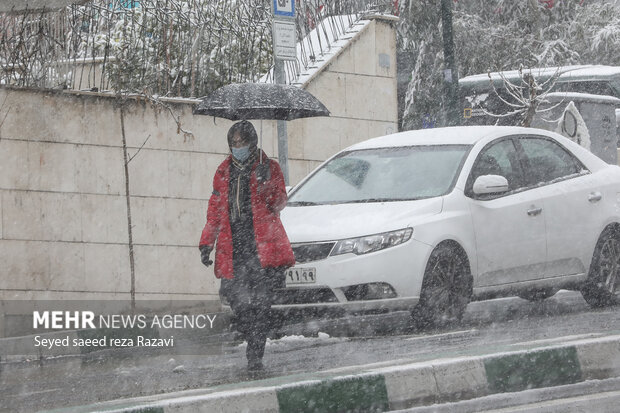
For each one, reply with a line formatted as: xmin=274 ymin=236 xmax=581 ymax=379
xmin=411 ymin=241 xmax=473 ymax=330
xmin=581 ymin=225 xmax=620 ymax=308
xmin=517 ymin=288 xmax=558 ymax=301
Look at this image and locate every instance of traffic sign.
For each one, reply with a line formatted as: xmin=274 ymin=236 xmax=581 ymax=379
xmin=273 ymin=19 xmax=297 ymax=60
xmin=273 ymin=0 xmax=295 ymax=18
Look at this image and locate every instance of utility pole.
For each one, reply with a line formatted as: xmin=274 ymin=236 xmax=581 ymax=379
xmin=440 ymin=0 xmax=460 ymax=126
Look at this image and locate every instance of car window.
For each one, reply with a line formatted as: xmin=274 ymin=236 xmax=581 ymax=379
xmin=469 ymin=139 xmax=523 ymax=193
xmin=554 ymin=81 xmax=617 ymax=97
xmin=518 ymin=137 xmax=584 ymax=185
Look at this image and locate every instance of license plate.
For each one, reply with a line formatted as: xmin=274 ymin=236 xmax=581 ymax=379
xmin=286 ymin=267 xmax=316 ymax=285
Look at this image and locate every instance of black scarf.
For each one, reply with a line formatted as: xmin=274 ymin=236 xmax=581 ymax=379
xmin=229 ymin=150 xmax=257 ymax=221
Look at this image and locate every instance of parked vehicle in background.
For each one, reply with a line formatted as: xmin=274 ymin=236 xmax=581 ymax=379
xmin=460 ymin=66 xmax=620 ymax=164
xmin=279 ymin=126 xmax=620 ymax=328
xmin=460 ymin=66 xmax=620 ymax=126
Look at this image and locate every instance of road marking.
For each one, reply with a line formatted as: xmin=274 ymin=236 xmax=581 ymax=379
xmin=405 ymin=329 xmax=478 ymax=341
xmin=322 ymin=358 xmax=417 ymax=374
xmin=509 ymin=333 xmax=603 ymax=347
xmin=16 ymin=388 xmax=61 ymax=397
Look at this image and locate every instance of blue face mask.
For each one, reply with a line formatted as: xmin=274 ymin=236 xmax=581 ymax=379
xmin=231 ymin=145 xmax=251 ymax=162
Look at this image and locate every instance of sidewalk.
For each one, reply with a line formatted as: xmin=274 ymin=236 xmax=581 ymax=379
xmin=40 ymin=334 xmax=620 ymax=413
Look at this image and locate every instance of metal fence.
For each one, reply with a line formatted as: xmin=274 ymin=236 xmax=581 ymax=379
xmin=0 ymin=0 xmax=396 ymax=98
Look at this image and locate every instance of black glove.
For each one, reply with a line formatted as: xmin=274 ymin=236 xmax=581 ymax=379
xmin=255 ymin=161 xmax=271 ymax=183
xmin=199 ymin=245 xmax=213 ymax=267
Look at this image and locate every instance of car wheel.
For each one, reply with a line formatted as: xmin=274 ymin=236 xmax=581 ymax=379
xmin=581 ymin=226 xmax=620 ymax=308
xmin=517 ymin=288 xmax=558 ymax=301
xmin=411 ymin=242 xmax=473 ymax=330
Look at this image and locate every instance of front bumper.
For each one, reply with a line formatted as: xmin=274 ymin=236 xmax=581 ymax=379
xmin=272 ymin=238 xmax=432 ymax=313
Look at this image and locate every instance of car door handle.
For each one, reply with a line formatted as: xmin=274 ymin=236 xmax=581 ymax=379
xmin=527 ymin=207 xmax=543 ymax=216
xmin=588 ymin=192 xmax=602 ymax=203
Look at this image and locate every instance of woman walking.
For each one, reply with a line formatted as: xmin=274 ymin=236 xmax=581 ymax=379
xmin=199 ymin=120 xmax=295 ymax=372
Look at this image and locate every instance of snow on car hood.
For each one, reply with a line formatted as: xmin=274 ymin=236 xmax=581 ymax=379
xmin=281 ymin=197 xmax=443 ymax=243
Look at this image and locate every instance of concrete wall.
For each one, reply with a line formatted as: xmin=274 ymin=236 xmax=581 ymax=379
xmin=0 ymin=16 xmax=397 ymax=332
xmin=287 ymin=16 xmax=399 ymax=182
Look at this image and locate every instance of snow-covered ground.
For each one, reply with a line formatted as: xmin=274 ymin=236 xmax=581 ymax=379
xmin=237 ymin=332 xmax=342 ymax=348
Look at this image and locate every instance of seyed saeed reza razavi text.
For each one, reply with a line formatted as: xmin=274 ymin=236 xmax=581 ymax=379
xmin=34 ymin=334 xmax=175 ymax=349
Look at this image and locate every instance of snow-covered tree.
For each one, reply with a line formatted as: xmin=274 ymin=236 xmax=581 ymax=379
xmin=0 ymin=0 xmax=274 ymax=97
xmin=397 ymin=0 xmax=444 ymax=129
xmin=482 ymin=66 xmax=564 ymax=127
xmin=398 ymin=0 xmax=620 ymax=130
xmin=73 ymin=0 xmax=274 ymax=97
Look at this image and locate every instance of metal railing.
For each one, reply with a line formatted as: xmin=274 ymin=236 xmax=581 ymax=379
xmin=0 ymin=0 xmax=396 ymax=98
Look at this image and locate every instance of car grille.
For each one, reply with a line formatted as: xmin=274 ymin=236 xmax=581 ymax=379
xmin=272 ymin=287 xmax=338 ymax=305
xmin=292 ymin=242 xmax=335 ymax=263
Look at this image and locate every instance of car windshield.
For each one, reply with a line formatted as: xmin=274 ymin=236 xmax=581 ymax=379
xmin=288 ymin=145 xmax=471 ymax=205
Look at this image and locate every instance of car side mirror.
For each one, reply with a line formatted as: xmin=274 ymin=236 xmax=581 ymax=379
xmin=473 ymin=175 xmax=509 ymax=195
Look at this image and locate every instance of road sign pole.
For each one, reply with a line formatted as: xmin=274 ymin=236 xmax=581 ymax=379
xmin=272 ymin=0 xmax=295 ymax=186
xmin=275 ymin=59 xmax=289 ymax=185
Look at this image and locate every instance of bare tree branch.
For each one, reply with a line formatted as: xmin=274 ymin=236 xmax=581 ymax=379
xmin=127 ymin=133 xmax=151 ymax=163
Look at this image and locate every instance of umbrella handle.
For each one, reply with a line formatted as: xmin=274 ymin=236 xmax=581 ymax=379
xmin=260 ymin=120 xmax=263 ymax=164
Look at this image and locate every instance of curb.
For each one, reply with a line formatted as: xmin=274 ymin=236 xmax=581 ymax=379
xmin=45 ymin=334 xmax=620 ymax=412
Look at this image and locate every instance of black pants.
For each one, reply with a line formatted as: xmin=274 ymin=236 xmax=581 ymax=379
xmin=220 ymin=266 xmax=284 ymax=363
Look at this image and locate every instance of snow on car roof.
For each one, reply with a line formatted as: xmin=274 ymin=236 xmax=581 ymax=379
xmin=545 ymin=92 xmax=620 ymax=105
xmin=460 ymin=65 xmax=620 ymax=85
xmin=460 ymin=65 xmax=590 ymax=83
xmin=559 ymin=66 xmax=620 ymax=79
xmin=347 ymin=126 xmax=537 ymax=150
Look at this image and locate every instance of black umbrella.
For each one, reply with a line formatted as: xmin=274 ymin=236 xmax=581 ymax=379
xmin=194 ymin=82 xmax=330 ymax=166
xmin=193 ymin=82 xmax=330 ymax=120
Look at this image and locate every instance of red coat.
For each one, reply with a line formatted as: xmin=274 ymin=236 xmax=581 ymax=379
xmin=199 ymin=152 xmax=295 ymax=279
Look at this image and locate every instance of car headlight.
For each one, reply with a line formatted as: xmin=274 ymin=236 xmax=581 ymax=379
xmin=330 ymin=228 xmax=413 ymax=256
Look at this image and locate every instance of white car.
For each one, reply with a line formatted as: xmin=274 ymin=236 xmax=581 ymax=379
xmin=279 ymin=126 xmax=620 ymax=327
